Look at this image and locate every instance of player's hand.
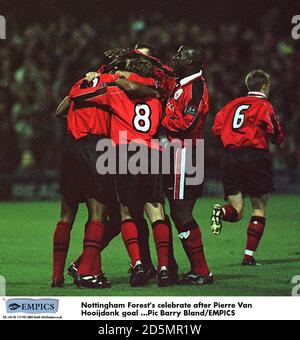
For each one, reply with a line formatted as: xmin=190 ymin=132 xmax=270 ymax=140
xmin=104 ymin=48 xmax=130 ymax=60
xmin=84 ymin=72 xmax=100 ymax=83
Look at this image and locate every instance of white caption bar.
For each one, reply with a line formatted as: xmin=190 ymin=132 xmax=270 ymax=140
xmin=1 ymin=296 xmax=300 ymax=320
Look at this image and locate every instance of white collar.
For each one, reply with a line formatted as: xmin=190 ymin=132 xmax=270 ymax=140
xmin=247 ymin=91 xmax=267 ymax=98
xmin=179 ymin=70 xmax=202 ymax=86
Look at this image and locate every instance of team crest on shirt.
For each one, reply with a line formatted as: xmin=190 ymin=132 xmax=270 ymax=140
xmin=185 ymin=105 xmax=197 ymax=115
xmin=174 ymin=88 xmax=183 ymax=100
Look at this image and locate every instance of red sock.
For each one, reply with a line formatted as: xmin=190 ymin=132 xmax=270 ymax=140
xmin=121 ymin=219 xmax=141 ymax=266
xmin=152 ymin=220 xmax=169 ymax=271
xmin=92 ymin=253 xmax=102 ymax=276
xmin=138 ymin=219 xmax=153 ymax=269
xmin=222 ymin=204 xmax=239 ymax=222
xmin=73 ymin=219 xmax=109 ymax=271
xmin=180 ymin=223 xmax=209 ymax=277
xmin=165 ymin=215 xmax=179 ymax=274
xmin=52 ymin=221 xmax=72 ymax=281
xmin=78 ymin=221 xmax=105 ymax=276
xmin=244 ymin=216 xmax=266 ymax=261
xmin=72 ymin=221 xmax=89 ymax=268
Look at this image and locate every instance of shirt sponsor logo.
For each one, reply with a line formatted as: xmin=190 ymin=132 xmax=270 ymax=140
xmin=174 ymin=89 xmax=183 ymax=100
xmin=185 ymin=105 xmax=197 ymax=115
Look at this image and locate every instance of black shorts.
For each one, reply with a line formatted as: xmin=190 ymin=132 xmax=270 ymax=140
xmin=164 ymin=146 xmax=204 ymax=200
xmin=114 ymin=146 xmax=164 ymax=217
xmin=221 ymin=147 xmax=274 ymax=199
xmin=59 ymin=134 xmax=115 ymax=205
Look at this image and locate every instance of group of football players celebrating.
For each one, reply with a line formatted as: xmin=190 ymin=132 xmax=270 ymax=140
xmin=51 ymin=42 xmax=283 ymax=289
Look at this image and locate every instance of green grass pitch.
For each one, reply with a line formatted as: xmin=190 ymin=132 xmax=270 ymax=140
xmin=0 ymin=195 xmax=299 ymax=296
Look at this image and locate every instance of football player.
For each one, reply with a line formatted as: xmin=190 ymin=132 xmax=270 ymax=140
xmin=52 ymin=71 xmax=119 ymax=289
xmin=105 ymin=45 xmax=176 ymax=100
xmin=52 ymin=59 xmax=160 ymax=288
xmin=161 ymin=45 xmax=213 ymax=285
xmin=211 ymin=69 xmax=284 ymax=265
xmin=69 ymin=56 xmax=172 ymax=287
xmin=106 ymin=44 xmax=179 ymax=281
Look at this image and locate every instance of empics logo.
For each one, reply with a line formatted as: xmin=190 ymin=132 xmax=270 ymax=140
xmin=6 ymin=299 xmax=59 ymax=314
xmin=8 ymin=303 xmax=21 ymax=311
xmin=0 ymin=15 xmax=6 ymax=39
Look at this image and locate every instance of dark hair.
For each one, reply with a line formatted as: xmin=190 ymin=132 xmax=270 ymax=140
xmin=125 ymin=57 xmax=154 ymax=77
xmin=192 ymin=45 xmax=205 ymax=67
xmin=245 ymin=69 xmax=270 ymax=91
xmin=182 ymin=45 xmax=205 ymax=67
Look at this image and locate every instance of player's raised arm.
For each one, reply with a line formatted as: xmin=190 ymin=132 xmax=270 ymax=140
xmin=55 ymin=75 xmax=88 ymax=118
xmin=114 ymin=58 xmax=162 ymax=98
xmin=70 ymin=85 xmax=111 ymax=105
xmin=107 ymin=46 xmax=174 ymax=99
xmin=115 ymin=78 xmax=160 ymax=99
xmin=68 ymin=73 xmax=106 ymax=103
xmin=70 ymin=74 xmax=159 ymax=104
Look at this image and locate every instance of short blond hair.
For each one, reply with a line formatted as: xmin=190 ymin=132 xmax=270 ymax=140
xmin=245 ymin=70 xmax=270 ymax=91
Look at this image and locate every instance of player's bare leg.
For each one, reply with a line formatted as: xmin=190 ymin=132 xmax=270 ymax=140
xmin=144 ymin=202 xmax=171 ymax=287
xmin=52 ymin=195 xmax=78 ymax=287
xmin=119 ymin=203 xmax=145 ymax=287
xmin=211 ymin=192 xmax=244 ymax=235
xmin=250 ymin=194 xmax=268 ymax=217
xmin=60 ymin=196 xmax=78 ymax=224
xmin=76 ymin=197 xmax=110 ymax=288
xmin=144 ymin=202 xmax=165 ymax=222
xmin=169 ymin=199 xmax=212 ymax=285
xmin=227 ymin=193 xmax=245 ymax=219
xmin=242 ymin=194 xmax=269 ymax=266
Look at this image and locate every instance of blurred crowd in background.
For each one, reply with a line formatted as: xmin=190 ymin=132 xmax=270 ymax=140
xmin=0 ymin=9 xmax=299 ymax=181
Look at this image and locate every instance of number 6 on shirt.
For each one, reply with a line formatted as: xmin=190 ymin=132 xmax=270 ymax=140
xmin=232 ymin=104 xmax=250 ymax=130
